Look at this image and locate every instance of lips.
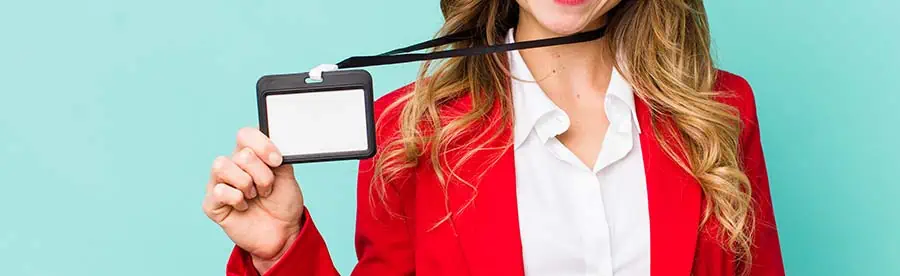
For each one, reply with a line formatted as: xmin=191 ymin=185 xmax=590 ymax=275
xmin=554 ymin=0 xmax=587 ymax=6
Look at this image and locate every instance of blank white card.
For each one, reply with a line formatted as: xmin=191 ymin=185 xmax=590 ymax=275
xmin=265 ymin=89 xmax=369 ymax=157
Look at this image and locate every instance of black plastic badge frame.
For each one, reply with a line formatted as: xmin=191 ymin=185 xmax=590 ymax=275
xmin=256 ymin=70 xmax=376 ymax=164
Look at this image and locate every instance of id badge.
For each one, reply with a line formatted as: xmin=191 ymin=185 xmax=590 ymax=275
xmin=256 ymin=70 xmax=376 ymax=164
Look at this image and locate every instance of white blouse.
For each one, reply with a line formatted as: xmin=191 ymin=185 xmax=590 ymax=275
xmin=509 ymin=28 xmax=651 ymax=276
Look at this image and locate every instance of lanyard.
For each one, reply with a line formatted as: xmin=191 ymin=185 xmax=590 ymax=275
xmin=308 ymin=26 xmax=607 ymax=81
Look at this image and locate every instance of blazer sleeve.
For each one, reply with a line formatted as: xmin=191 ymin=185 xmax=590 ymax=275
xmin=720 ymin=72 xmax=786 ymax=275
xmin=224 ymin=84 xmax=417 ymax=276
xmin=226 ymin=210 xmax=340 ymax=276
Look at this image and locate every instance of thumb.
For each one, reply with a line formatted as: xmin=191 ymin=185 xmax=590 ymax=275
xmin=272 ymin=164 xmax=295 ymax=179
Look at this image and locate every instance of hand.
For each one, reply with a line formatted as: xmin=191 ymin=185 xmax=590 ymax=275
xmin=202 ymin=127 xmax=304 ymax=272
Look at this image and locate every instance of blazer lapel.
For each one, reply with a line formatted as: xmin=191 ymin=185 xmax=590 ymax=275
xmin=452 ymin=143 xmax=524 ymax=276
xmin=635 ymin=98 xmax=703 ymax=275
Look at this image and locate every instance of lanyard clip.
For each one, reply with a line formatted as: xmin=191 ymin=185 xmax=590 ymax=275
xmin=308 ymin=64 xmax=339 ymax=82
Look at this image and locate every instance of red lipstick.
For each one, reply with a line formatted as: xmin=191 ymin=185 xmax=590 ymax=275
xmin=554 ymin=0 xmax=587 ymax=6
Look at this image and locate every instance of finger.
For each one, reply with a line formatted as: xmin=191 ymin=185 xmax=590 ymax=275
xmin=233 ymin=147 xmax=276 ymax=197
xmin=212 ymin=156 xmax=256 ymax=199
xmin=235 ymin=127 xmax=283 ymax=167
xmin=202 ymin=183 xmax=248 ymax=223
xmin=212 ymin=183 xmax=249 ymax=211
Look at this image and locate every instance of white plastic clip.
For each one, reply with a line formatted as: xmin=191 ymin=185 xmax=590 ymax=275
xmin=308 ymin=64 xmax=339 ymax=82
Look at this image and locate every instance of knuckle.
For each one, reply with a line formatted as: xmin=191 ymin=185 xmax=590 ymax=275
xmin=258 ymin=172 xmax=276 ymax=187
xmin=202 ymin=197 xmax=217 ymax=214
xmin=211 ymin=156 xmax=228 ymax=173
xmin=230 ymin=152 xmax=244 ymax=165
xmin=212 ymin=184 xmax=227 ymax=197
xmin=202 ymin=204 xmax=212 ymax=218
xmin=236 ymin=127 xmax=257 ymax=144
xmin=233 ymin=173 xmax=253 ymax=189
xmin=233 ymin=148 xmax=254 ymax=165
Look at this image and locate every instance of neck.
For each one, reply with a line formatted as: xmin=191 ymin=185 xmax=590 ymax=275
xmin=514 ymin=11 xmax=614 ymax=97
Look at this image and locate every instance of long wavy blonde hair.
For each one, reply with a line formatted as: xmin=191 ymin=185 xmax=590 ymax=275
xmin=372 ymin=0 xmax=754 ymax=272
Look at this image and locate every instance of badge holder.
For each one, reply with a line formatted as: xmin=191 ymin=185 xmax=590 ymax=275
xmin=257 ymin=68 xmax=375 ymax=164
xmin=257 ymin=26 xmax=607 ymax=164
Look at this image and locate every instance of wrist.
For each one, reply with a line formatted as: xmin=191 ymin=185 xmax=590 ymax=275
xmin=251 ymin=255 xmax=279 ymax=275
xmin=252 ymin=227 xmax=300 ymax=274
xmin=252 ymin=215 xmax=304 ymax=274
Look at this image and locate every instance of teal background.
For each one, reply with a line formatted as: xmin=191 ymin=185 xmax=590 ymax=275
xmin=0 ymin=0 xmax=897 ymax=275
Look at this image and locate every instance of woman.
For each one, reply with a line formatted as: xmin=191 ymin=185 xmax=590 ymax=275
xmin=202 ymin=0 xmax=784 ymax=275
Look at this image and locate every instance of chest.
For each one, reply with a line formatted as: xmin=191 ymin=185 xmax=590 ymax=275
xmin=514 ymin=120 xmax=651 ymax=275
xmin=403 ymin=147 xmax=736 ymax=276
xmin=555 ymin=94 xmax=612 ymax=168
xmin=398 ymin=126 xmax=739 ymax=276
xmin=395 ymin=90 xmax=740 ymax=275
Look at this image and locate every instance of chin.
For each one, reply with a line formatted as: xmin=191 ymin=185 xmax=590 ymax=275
xmin=535 ymin=13 xmax=595 ymax=35
xmin=519 ymin=0 xmax=617 ymax=35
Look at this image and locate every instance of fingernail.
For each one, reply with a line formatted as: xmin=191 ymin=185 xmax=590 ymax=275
xmin=268 ymin=152 xmax=282 ymax=166
xmin=249 ymin=186 xmax=258 ymax=198
xmin=237 ymin=201 xmax=249 ymax=211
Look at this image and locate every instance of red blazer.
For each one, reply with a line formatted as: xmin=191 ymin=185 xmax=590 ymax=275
xmin=226 ymin=71 xmax=785 ymax=276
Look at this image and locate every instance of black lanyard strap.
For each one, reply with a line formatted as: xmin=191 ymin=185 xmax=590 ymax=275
xmin=377 ymin=28 xmax=477 ymax=56
xmin=335 ymin=27 xmax=607 ymax=70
